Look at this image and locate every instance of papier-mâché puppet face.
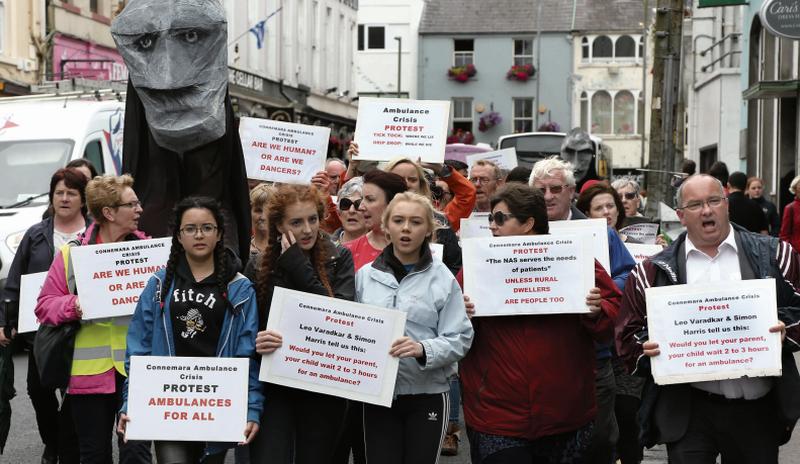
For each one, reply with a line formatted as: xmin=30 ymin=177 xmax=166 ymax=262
xmin=111 ymin=0 xmax=227 ymax=153
xmin=560 ymin=128 xmax=595 ymax=182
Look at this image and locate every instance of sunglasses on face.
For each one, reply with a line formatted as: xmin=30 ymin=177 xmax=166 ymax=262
xmin=338 ymin=197 xmax=362 ymax=211
xmin=622 ymin=192 xmax=637 ymax=200
xmin=537 ymin=185 xmax=568 ymax=195
xmin=487 ymin=211 xmax=516 ymax=226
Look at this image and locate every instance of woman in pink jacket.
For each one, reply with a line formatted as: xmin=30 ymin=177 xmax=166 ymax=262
xmin=35 ymin=174 xmax=151 ymax=464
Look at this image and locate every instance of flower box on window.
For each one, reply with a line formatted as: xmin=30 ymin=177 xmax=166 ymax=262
xmin=446 ymin=128 xmax=475 ymax=144
xmin=448 ymin=64 xmax=477 ymax=82
xmin=506 ymin=64 xmax=536 ymax=82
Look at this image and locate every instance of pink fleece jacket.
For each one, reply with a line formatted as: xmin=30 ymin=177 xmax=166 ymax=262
xmin=35 ymin=223 xmax=148 ymax=395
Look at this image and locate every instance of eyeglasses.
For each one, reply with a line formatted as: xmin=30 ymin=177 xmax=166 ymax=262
xmin=180 ymin=224 xmax=218 ymax=236
xmin=622 ymin=192 xmax=638 ymax=200
xmin=488 ymin=211 xmax=516 ymax=226
xmin=338 ymin=197 xmax=362 ymax=211
xmin=536 ymin=185 xmax=569 ymax=195
xmin=678 ymin=196 xmax=726 ymax=212
xmin=469 ymin=177 xmax=494 ymax=185
xmin=115 ymin=200 xmax=142 ymax=209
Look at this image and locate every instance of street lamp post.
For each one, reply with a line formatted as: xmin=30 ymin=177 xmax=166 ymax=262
xmin=394 ymin=36 xmax=402 ymax=98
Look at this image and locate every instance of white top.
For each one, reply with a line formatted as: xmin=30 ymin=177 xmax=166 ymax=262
xmin=684 ymin=226 xmax=772 ymax=399
xmin=53 ymin=227 xmax=85 ymax=251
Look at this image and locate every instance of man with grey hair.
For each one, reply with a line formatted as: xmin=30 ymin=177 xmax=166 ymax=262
xmin=469 ymin=159 xmax=504 ymax=212
xmin=530 ymin=156 xmax=635 ymax=464
xmin=617 ymin=174 xmax=800 ymax=462
xmin=326 ymin=158 xmax=348 ymax=196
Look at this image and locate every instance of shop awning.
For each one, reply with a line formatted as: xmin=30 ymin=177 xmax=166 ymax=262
xmin=742 ymin=80 xmax=800 ymax=100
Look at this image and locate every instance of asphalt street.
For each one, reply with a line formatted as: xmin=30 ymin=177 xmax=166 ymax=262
xmin=2 ymin=352 xmax=799 ymax=463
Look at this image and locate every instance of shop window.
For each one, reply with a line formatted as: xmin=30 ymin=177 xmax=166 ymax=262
xmin=591 ymin=91 xmax=612 ymax=134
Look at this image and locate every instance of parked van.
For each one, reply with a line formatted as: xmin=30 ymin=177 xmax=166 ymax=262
xmin=0 ymin=96 xmax=124 ymax=285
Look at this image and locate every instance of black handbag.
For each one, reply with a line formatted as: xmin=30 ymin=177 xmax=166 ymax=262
xmin=33 ymin=320 xmax=81 ymax=389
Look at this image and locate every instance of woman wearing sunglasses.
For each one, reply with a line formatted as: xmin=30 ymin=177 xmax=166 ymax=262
xmin=611 ymin=179 xmax=649 ymax=225
xmin=332 ymin=177 xmax=367 ymax=246
xmin=460 ymin=183 xmax=621 ymax=463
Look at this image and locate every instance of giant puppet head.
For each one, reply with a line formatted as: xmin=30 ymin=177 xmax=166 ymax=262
xmin=560 ymin=127 xmax=596 ymax=185
xmin=111 ymin=0 xmax=227 ymax=153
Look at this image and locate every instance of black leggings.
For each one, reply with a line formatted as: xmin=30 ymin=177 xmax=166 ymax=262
xmin=248 ymin=384 xmax=347 ymax=464
xmin=154 ymin=441 xmax=225 ymax=464
xmin=363 ymin=393 xmax=449 ymax=464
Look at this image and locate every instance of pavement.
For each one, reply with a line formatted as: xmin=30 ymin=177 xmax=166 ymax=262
xmin=2 ymin=352 xmax=800 ymax=463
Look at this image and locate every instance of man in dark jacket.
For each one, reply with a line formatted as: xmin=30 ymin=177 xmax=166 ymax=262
xmin=616 ymin=174 xmax=800 ymax=463
xmin=727 ymin=171 xmax=768 ymax=234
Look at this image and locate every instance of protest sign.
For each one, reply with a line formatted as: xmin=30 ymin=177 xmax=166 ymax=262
xmin=18 ymin=272 xmax=47 ymax=333
xmin=240 ymin=117 xmax=330 ymax=185
xmin=646 ymin=279 xmax=782 ymax=385
xmin=465 ymin=148 xmax=518 ymax=174
xmin=260 ymin=287 xmax=405 ymax=407
xmin=549 ymin=218 xmax=610 ymax=273
xmin=125 ymin=356 xmax=249 ymax=442
xmin=71 ymin=238 xmax=171 ymax=320
xmin=353 ymin=98 xmax=450 ymax=163
xmin=620 ymin=222 xmax=660 ymax=244
xmin=462 ymin=234 xmax=594 ymax=316
xmin=459 ymin=212 xmax=492 ymax=239
xmin=625 ymin=243 xmax=663 ymax=264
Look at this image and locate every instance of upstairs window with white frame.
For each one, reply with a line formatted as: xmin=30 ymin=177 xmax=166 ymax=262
xmin=580 ymin=90 xmax=641 ymax=135
xmin=452 ymin=98 xmax=473 ymax=132
xmin=357 ymin=25 xmax=385 ymax=50
xmin=454 ymin=39 xmax=474 ymax=66
xmin=513 ymin=39 xmax=533 ymax=66
xmin=582 ymin=35 xmax=643 ymax=63
xmin=513 ymin=98 xmax=534 ymax=133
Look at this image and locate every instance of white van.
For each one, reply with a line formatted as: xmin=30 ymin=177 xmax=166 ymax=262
xmin=0 ymin=96 xmax=124 ymax=285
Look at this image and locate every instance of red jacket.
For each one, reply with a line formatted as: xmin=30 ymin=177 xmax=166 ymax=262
xmin=460 ymin=261 xmax=621 ymax=440
xmin=780 ymin=199 xmax=800 ymax=253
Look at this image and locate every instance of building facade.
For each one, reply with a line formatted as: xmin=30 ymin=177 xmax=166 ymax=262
xmin=224 ymin=0 xmax=359 ymax=157
xmin=355 ymin=0 xmax=424 ymax=99
xmin=417 ymin=0 xmax=574 ymax=146
xmin=0 ymin=0 xmax=44 ymax=95
xmin=571 ymin=1 xmax=652 ymax=172
xmin=741 ymin=0 xmax=799 ymax=213
xmin=684 ymin=4 xmax=744 ymax=176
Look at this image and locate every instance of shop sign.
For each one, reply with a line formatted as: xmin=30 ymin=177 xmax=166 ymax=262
xmin=760 ymin=0 xmax=800 ymax=39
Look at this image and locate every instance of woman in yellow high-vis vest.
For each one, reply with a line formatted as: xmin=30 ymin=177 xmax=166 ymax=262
xmin=35 ymin=174 xmax=152 ymax=464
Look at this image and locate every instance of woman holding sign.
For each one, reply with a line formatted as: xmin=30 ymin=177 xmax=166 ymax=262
xmin=246 ymin=184 xmax=355 ymax=464
xmin=35 ymin=174 xmax=152 ymax=464
xmin=118 ymin=196 xmax=262 ymax=463
xmin=460 ymin=183 xmax=621 ymax=463
xmin=355 ymin=192 xmax=473 ymax=463
xmin=0 ymin=168 xmax=89 ymax=464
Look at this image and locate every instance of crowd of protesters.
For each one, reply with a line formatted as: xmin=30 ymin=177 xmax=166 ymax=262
xmin=0 ymin=151 xmax=797 ymax=464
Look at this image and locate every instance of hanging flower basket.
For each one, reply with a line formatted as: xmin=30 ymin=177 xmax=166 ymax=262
xmin=537 ymin=121 xmax=561 ymax=132
xmin=506 ymin=64 xmax=536 ymax=82
xmin=446 ymin=128 xmax=475 ymax=144
xmin=448 ymin=64 xmax=477 ymax=83
xmin=478 ymin=111 xmax=503 ymax=132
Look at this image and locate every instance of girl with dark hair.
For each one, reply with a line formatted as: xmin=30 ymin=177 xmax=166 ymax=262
xmin=118 ymin=196 xmax=262 ymax=463
xmin=460 ymin=183 xmax=621 ymax=463
xmin=0 ymin=167 xmax=89 ymax=463
xmin=345 ymin=169 xmax=408 ymax=271
xmin=246 ymin=184 xmax=355 ymax=464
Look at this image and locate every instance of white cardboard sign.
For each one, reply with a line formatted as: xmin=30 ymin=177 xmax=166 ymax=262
xmin=260 ymin=287 xmax=406 ymax=407
xmin=240 ymin=117 xmax=330 ymax=185
xmin=70 ymin=238 xmax=170 ymax=320
xmin=462 ymin=234 xmax=594 ymax=316
xmin=465 ymin=148 xmax=518 ymax=174
xmin=625 ymin=243 xmax=663 ymax=265
xmin=353 ymin=98 xmax=450 ymax=163
xmin=646 ymin=279 xmax=782 ymax=385
xmin=459 ymin=212 xmax=492 ymax=240
xmin=125 ymin=356 xmax=249 ymax=442
xmin=549 ymin=218 xmax=610 ymax=273
xmin=18 ymin=272 xmax=47 ymax=333
xmin=620 ymin=222 xmax=660 ymax=245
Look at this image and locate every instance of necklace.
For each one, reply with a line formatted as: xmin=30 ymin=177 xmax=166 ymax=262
xmin=250 ymin=237 xmax=266 ymax=253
